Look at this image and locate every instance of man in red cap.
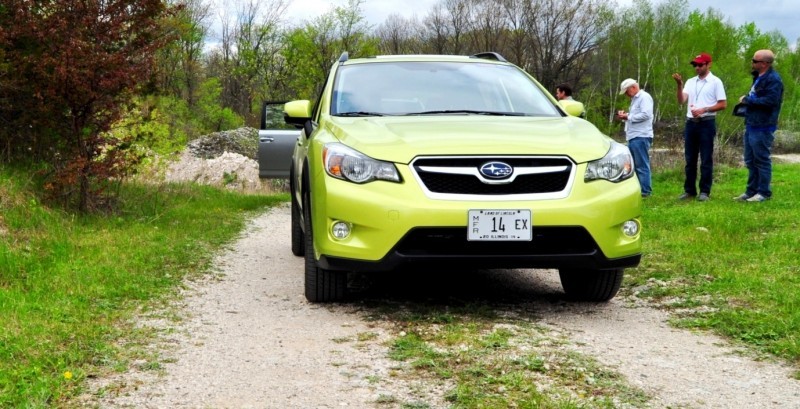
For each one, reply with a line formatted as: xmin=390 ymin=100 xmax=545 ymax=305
xmin=671 ymin=52 xmax=728 ymax=202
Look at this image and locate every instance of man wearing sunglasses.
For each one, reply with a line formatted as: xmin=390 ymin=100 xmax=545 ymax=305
xmin=672 ymin=52 xmax=728 ymax=202
xmin=733 ymin=50 xmax=784 ymax=202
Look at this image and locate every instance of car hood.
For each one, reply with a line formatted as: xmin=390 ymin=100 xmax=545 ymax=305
xmin=323 ymin=115 xmax=612 ymax=164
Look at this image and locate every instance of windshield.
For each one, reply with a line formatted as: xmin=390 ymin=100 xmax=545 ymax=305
xmin=331 ymin=61 xmax=561 ymax=117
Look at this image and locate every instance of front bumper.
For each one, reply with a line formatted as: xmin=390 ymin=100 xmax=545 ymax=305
xmin=310 ymin=164 xmax=642 ymax=272
xmin=319 ymin=226 xmax=641 ymax=272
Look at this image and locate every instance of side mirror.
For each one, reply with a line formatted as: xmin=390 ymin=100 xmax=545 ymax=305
xmin=558 ymin=100 xmax=586 ymax=118
xmin=284 ymin=100 xmax=312 ymax=126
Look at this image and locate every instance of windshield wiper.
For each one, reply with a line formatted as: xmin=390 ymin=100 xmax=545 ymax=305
xmin=335 ymin=111 xmax=386 ymax=117
xmin=407 ymin=110 xmax=526 ymax=116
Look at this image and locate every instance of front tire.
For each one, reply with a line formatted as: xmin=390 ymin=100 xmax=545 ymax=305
xmin=559 ymin=268 xmax=624 ymax=302
xmin=290 ymin=193 xmax=304 ymax=257
xmin=303 ymin=193 xmax=346 ymax=302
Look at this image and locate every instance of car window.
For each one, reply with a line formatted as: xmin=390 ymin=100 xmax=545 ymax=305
xmin=331 ymin=61 xmax=560 ymax=117
xmin=262 ymin=102 xmax=297 ymax=130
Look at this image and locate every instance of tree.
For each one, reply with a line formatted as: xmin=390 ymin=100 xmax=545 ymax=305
xmin=467 ymin=0 xmax=507 ymax=54
xmin=156 ymin=0 xmax=213 ymax=107
xmin=0 ymin=0 xmax=175 ymax=211
xmin=375 ymin=14 xmax=423 ymax=54
xmin=281 ymin=0 xmax=379 ymax=99
xmin=521 ymin=0 xmax=610 ymax=92
xmin=212 ymin=0 xmax=289 ymax=124
xmin=421 ymin=4 xmax=451 ymax=54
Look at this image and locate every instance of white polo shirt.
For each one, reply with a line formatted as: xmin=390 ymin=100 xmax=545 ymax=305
xmin=682 ymin=71 xmax=726 ymax=119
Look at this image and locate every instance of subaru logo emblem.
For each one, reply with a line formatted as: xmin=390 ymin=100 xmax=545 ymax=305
xmin=479 ymin=162 xmax=513 ymax=179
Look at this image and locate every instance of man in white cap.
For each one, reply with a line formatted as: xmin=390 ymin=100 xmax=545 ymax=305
xmin=672 ymin=52 xmax=727 ymax=202
xmin=616 ymin=78 xmax=654 ymax=198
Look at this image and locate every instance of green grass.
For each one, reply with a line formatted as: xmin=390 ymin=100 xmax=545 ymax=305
xmin=375 ymin=303 xmax=649 ymax=408
xmin=630 ymin=163 xmax=800 ymax=367
xmin=0 ymin=165 xmax=285 ymax=407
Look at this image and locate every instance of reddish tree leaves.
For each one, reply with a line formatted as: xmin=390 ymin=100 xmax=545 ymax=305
xmin=0 ymin=0 xmax=176 ymax=211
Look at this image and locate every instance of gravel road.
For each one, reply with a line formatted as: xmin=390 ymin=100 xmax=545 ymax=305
xmin=86 ymin=203 xmax=800 ymax=409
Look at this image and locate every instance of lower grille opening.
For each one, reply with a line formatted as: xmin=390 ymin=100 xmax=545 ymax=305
xmin=394 ymin=227 xmax=598 ymax=256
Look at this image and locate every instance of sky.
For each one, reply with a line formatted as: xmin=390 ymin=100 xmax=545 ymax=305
xmin=282 ymin=0 xmax=799 ymax=45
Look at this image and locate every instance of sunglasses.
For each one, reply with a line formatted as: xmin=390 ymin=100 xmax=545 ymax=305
xmin=691 ymin=63 xmax=706 ymax=67
xmin=752 ymin=59 xmax=766 ymax=63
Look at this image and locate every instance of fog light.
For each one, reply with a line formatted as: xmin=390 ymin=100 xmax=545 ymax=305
xmin=331 ymin=221 xmax=351 ymax=239
xmin=622 ymin=220 xmax=640 ymax=237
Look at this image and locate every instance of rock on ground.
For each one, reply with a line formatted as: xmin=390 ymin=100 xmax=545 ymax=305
xmin=163 ymin=127 xmax=282 ymax=193
xmin=165 ymin=150 xmax=265 ymax=191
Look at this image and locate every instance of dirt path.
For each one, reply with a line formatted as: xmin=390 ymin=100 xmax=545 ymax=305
xmin=85 ymin=204 xmax=800 ymax=408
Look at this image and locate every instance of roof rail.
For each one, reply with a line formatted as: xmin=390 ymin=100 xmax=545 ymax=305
xmin=471 ymin=52 xmax=507 ymax=62
xmin=338 ymin=52 xmax=349 ymax=63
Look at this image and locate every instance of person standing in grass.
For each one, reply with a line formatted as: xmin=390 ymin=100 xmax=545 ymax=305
xmin=672 ymin=52 xmax=727 ymax=202
xmin=733 ymin=49 xmax=784 ymax=203
xmin=616 ymin=78 xmax=653 ymax=198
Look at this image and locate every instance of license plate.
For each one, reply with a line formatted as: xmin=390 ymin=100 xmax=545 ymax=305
xmin=467 ymin=209 xmax=532 ymax=241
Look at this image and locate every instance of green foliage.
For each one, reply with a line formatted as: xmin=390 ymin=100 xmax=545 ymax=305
xmin=154 ymin=0 xmax=210 ymax=106
xmin=108 ymin=86 xmax=244 ymax=172
xmin=222 ymin=171 xmax=238 ymax=185
xmin=281 ymin=0 xmax=380 ymax=99
xmin=196 ymin=78 xmax=244 ymax=132
xmin=113 ymin=97 xmax=189 ymax=158
xmin=0 ymin=165 xmax=283 ymax=406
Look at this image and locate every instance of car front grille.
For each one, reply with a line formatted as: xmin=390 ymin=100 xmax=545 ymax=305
xmin=411 ymin=156 xmax=574 ymax=199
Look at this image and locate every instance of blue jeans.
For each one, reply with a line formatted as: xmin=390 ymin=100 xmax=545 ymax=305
xmin=628 ymin=137 xmax=652 ymax=195
xmin=743 ymin=128 xmax=775 ymax=198
xmin=683 ymin=119 xmax=716 ymax=195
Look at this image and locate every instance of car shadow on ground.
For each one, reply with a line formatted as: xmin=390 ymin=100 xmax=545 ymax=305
xmin=346 ymin=266 xmax=567 ymax=306
xmin=338 ymin=266 xmax=623 ymax=327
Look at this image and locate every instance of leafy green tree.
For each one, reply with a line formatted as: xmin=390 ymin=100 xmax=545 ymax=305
xmin=779 ymin=44 xmax=800 ymax=132
xmin=156 ymin=0 xmax=212 ymax=107
xmin=282 ymin=0 xmax=379 ymax=100
xmin=197 ymin=78 xmax=245 ymax=132
xmin=209 ymin=0 xmax=290 ymax=125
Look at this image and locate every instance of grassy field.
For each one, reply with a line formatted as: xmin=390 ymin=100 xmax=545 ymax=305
xmin=1 ymin=161 xmax=798 ymax=407
xmin=0 ymin=166 xmax=285 ymax=407
xmin=630 ymin=162 xmax=800 ymax=364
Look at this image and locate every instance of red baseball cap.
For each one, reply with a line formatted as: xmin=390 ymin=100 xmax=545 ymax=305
xmin=691 ymin=52 xmax=712 ymax=65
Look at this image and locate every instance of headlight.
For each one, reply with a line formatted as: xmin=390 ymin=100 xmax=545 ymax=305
xmin=322 ymin=143 xmax=401 ymax=183
xmin=584 ymin=141 xmax=634 ymax=182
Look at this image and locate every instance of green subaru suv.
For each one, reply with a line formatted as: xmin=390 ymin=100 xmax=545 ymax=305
xmin=280 ymin=52 xmax=641 ymax=302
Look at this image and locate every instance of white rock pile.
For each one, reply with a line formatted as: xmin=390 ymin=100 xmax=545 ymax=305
xmin=165 ymin=150 xmax=265 ymax=191
xmin=163 ymin=127 xmax=280 ymax=193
